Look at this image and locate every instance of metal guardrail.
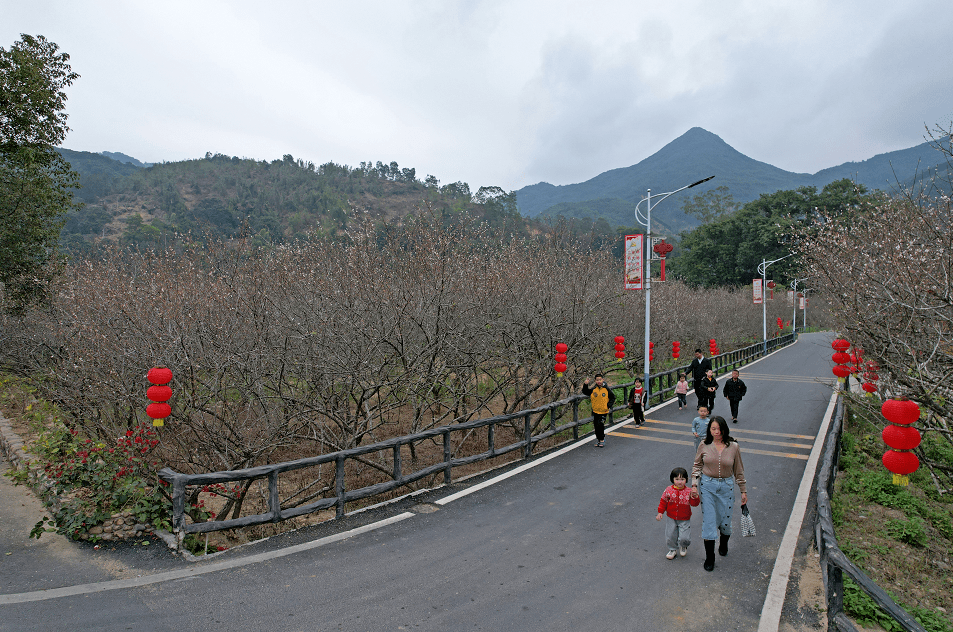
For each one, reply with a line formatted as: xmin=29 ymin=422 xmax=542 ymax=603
xmin=814 ymin=383 xmax=927 ymax=632
xmin=159 ymin=332 xmax=797 ymax=538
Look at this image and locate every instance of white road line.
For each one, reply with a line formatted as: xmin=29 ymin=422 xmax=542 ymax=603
xmin=757 ymin=387 xmax=839 ymax=632
xmin=0 ymin=512 xmax=415 ymax=604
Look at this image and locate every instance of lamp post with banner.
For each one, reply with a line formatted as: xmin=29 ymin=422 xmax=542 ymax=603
xmin=633 ymin=175 xmax=714 ymax=393
xmin=758 ymin=253 xmax=794 ymax=354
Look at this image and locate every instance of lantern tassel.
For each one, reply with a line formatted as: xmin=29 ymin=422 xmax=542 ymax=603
xmin=892 ymin=473 xmax=909 ymax=486
xmin=153 ymin=418 xmax=165 ymax=427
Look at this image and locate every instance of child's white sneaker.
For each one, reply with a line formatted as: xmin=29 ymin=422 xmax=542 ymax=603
xmin=665 ymin=549 xmax=677 ymax=559
xmin=679 ymin=546 xmax=688 ymax=557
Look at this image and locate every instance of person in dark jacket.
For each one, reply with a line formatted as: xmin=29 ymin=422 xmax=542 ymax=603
xmin=687 ymin=349 xmax=712 ymax=407
xmin=722 ymin=370 xmax=748 ymax=423
xmin=700 ymin=368 xmax=718 ymax=413
xmin=583 ymin=374 xmax=616 ymax=447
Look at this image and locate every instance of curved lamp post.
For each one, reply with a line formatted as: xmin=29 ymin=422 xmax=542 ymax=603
xmin=758 ymin=253 xmax=794 ymax=354
xmin=635 ymin=175 xmax=714 ymax=394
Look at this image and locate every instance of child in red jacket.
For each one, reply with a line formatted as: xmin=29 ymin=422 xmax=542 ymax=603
xmin=656 ymin=467 xmax=700 ymax=559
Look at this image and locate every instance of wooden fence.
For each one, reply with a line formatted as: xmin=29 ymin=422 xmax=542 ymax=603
xmin=158 ymin=332 xmax=797 ymax=537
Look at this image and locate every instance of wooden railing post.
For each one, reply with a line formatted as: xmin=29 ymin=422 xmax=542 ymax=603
xmin=443 ymin=429 xmax=452 ymax=484
xmin=524 ymin=414 xmax=532 ymax=458
xmin=572 ymin=400 xmax=579 ymax=441
xmin=269 ymin=471 xmax=281 ymax=522
xmin=335 ymin=455 xmax=346 ymax=518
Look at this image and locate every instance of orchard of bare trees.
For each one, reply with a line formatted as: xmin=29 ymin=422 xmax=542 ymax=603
xmin=0 ymin=208 xmax=802 ymax=522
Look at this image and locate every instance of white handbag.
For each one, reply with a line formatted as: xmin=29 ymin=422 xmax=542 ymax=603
xmin=740 ymin=503 xmax=756 ymax=537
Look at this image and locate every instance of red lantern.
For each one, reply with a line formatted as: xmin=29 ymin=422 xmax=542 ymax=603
xmin=554 ymin=343 xmax=568 ymax=376
xmin=831 ymin=339 xmax=850 ymax=352
xmin=672 ymin=352 xmax=680 ymax=359
xmin=882 ymin=399 xmax=920 ymax=426
xmin=862 ymin=382 xmax=877 ymax=393
xmin=614 ymin=336 xmax=625 ymax=344
xmin=831 ymin=352 xmax=851 ymax=365
xmin=832 ymin=365 xmax=851 ymax=379
xmin=882 ymin=450 xmax=920 ymax=485
xmin=614 ymin=351 xmax=625 ymax=359
xmin=146 ymin=402 xmax=172 ymax=419
xmin=614 ymin=343 xmax=625 ymax=352
xmin=147 ymin=367 xmax=172 ymax=427
xmin=148 ymin=367 xmax=173 ymax=385
xmin=649 ymin=342 xmax=654 ymax=349
xmin=147 ymin=385 xmax=172 ymax=402
xmin=882 ymin=425 xmax=921 ymax=451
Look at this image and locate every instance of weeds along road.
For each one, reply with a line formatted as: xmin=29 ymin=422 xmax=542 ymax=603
xmin=0 ymin=333 xmax=837 ymax=632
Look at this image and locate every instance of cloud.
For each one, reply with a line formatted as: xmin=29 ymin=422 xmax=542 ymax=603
xmin=3 ymin=0 xmax=951 ymax=191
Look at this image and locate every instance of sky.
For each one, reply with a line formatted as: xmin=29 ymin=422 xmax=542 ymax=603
xmin=3 ymin=0 xmax=952 ymax=192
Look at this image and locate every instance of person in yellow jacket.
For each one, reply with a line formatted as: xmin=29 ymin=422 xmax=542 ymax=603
xmin=582 ymin=374 xmax=617 ymax=447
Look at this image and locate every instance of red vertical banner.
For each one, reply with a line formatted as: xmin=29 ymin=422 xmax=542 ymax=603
xmin=624 ymin=235 xmax=643 ymax=290
xmin=753 ymin=279 xmax=763 ymax=304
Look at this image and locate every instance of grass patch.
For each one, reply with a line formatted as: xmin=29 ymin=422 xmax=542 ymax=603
xmin=834 ymin=407 xmax=953 ymax=630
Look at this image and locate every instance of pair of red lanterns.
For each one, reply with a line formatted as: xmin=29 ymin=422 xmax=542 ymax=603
xmin=146 ymin=367 xmax=173 ymax=427
xmin=708 ymin=339 xmax=719 ymax=356
xmin=882 ymin=398 xmax=920 ymax=486
xmin=671 ymin=340 xmax=680 ymax=360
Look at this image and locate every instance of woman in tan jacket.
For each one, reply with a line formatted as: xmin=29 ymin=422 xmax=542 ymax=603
xmin=691 ymin=416 xmax=748 ymax=571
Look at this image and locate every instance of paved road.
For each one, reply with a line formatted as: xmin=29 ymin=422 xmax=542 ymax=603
xmin=0 ymin=334 xmax=837 ymax=631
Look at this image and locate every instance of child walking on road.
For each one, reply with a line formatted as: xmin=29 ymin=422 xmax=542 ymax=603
xmin=675 ymin=373 xmax=689 ymax=410
xmin=692 ymin=406 xmax=710 ymax=453
xmin=657 ymin=467 xmax=700 ymax=559
xmin=629 ymin=378 xmax=647 ymax=427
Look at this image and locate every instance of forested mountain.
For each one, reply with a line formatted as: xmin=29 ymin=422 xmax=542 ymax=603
xmin=516 ymin=127 xmax=947 ymax=230
xmin=56 ymin=152 xmax=527 ymax=254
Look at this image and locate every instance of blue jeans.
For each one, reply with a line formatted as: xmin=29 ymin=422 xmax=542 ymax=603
xmin=700 ymin=474 xmax=735 ymax=540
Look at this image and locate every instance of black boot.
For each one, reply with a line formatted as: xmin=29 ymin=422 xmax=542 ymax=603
xmin=703 ymin=539 xmax=715 ymax=571
xmin=719 ymin=533 xmax=730 ymax=556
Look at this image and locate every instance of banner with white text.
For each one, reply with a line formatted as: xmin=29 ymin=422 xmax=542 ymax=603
xmin=753 ymin=278 xmax=763 ymax=304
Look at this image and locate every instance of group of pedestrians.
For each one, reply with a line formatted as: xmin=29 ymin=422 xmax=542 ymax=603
xmin=581 ymin=350 xmax=750 ymax=571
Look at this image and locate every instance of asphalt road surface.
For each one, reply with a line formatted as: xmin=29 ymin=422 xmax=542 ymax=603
xmin=0 ymin=333 xmax=838 ymax=632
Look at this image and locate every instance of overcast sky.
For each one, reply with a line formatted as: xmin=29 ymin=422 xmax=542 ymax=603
xmin=4 ymin=0 xmax=951 ymax=191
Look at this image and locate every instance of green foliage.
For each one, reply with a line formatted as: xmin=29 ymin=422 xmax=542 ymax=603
xmin=680 ymin=185 xmax=739 ymax=224
xmin=17 ymin=420 xmax=171 ymax=539
xmin=883 ymin=516 xmax=928 ymax=547
xmin=0 ymin=34 xmax=81 ymax=311
xmin=844 ymin=578 xmax=953 ymax=632
xmin=669 ymin=179 xmax=873 ymax=288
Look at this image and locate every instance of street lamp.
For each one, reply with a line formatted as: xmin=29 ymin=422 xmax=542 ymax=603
xmin=790 ymin=277 xmax=809 ymax=334
xmin=635 ymin=175 xmax=714 ymax=394
xmin=758 ymin=253 xmax=794 ymax=354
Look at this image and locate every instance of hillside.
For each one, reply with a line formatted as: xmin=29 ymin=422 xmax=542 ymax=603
xmin=56 ymin=152 xmax=530 ymax=254
xmin=517 ymin=127 xmax=947 ymax=229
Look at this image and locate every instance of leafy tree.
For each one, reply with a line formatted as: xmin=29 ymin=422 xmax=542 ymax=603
xmin=680 ymin=185 xmax=739 ymax=224
xmin=670 ymin=179 xmax=871 ymax=287
xmin=0 ymin=34 xmax=80 ymax=311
